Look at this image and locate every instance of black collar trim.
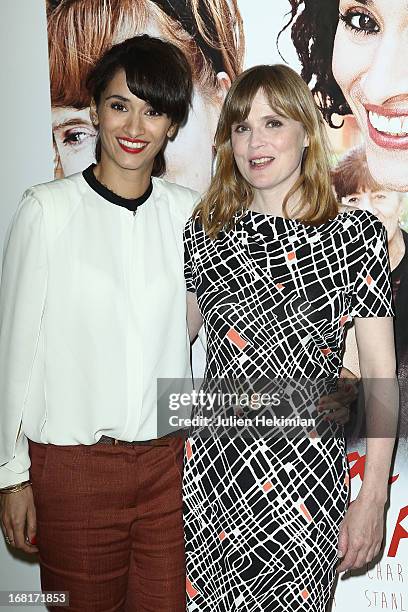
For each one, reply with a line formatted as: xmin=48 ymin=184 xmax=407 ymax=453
xmin=82 ymin=164 xmax=153 ymax=212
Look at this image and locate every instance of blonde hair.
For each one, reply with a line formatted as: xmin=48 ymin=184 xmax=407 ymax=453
xmin=196 ymin=64 xmax=338 ymax=239
xmin=48 ymin=0 xmax=244 ymax=109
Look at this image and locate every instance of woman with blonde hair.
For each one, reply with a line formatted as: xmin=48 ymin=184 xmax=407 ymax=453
xmin=48 ymin=0 xmax=244 ymax=191
xmin=183 ymin=64 xmax=398 ymax=610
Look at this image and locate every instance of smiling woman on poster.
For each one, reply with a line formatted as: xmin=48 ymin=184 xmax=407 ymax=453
xmin=47 ymin=0 xmax=244 ymax=192
xmin=286 ymin=0 xmax=408 ymax=192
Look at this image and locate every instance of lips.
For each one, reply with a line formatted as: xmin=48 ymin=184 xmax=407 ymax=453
xmin=249 ymin=156 xmax=274 ymax=168
xmin=366 ymin=106 xmax=408 ymax=150
xmin=117 ymin=137 xmax=148 ymax=154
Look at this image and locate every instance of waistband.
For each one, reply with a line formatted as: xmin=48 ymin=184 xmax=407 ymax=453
xmin=97 ymin=430 xmax=187 ymax=447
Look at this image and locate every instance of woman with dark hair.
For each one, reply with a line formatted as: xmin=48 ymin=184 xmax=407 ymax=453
xmin=332 ymin=146 xmax=408 ymax=436
xmin=284 ymin=0 xmax=408 ymax=193
xmin=183 ymin=64 xmax=398 ymax=611
xmin=48 ymin=0 xmax=244 ymax=191
xmin=0 ymin=35 xmax=197 ymax=611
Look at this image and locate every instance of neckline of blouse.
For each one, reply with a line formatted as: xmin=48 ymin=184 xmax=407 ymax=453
xmin=82 ymin=164 xmax=153 ymax=212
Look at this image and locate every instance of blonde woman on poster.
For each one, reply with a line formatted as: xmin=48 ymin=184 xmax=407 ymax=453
xmin=0 ymin=35 xmax=198 ymax=610
xmin=47 ymin=0 xmax=244 ymax=192
xmin=183 ymin=64 xmax=398 ymax=611
xmin=286 ymin=0 xmax=408 ymax=192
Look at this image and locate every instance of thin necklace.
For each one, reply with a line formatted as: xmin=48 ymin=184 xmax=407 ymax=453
xmin=94 ymin=168 xmax=142 ymax=201
xmin=98 ymin=176 xmax=137 ymax=201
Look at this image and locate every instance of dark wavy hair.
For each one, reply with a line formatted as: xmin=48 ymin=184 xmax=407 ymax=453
xmin=86 ymin=34 xmax=192 ymax=176
xmin=279 ymin=0 xmax=350 ymax=128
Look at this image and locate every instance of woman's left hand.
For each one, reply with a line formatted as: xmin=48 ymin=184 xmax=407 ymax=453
xmin=337 ymin=495 xmax=385 ymax=572
xmin=317 ymin=369 xmax=359 ymax=425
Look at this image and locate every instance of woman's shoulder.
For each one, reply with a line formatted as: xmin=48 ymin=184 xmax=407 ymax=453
xmin=183 ymin=212 xmax=206 ymax=239
xmin=337 ymin=208 xmax=386 ymax=241
xmin=316 ymin=208 xmax=386 ymax=243
xmin=27 ymin=172 xmax=85 ymax=200
xmin=152 ymin=177 xmax=201 ymax=218
xmin=15 ymin=173 xmax=87 ymax=237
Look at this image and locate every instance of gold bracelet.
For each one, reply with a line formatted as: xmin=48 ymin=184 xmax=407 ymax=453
xmin=0 ymin=480 xmax=31 ymax=495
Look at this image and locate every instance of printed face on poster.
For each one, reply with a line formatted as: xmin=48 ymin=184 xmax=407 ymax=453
xmin=45 ymin=1 xmax=408 ymax=608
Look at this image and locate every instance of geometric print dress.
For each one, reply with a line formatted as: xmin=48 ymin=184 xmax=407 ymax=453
xmin=183 ymin=209 xmax=394 ymax=612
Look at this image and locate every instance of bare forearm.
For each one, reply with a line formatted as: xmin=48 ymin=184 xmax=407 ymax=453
xmin=187 ymin=292 xmax=203 ymax=342
xmin=359 ymin=437 xmax=396 ymax=504
xmin=358 ymin=376 xmax=398 ymax=504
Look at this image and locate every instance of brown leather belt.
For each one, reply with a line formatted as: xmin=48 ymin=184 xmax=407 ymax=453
xmin=97 ymin=430 xmax=187 ymax=447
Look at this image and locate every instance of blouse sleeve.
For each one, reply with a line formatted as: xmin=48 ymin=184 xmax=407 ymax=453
xmin=0 ymin=190 xmax=48 ymax=486
xmin=183 ymin=218 xmax=196 ymax=293
xmin=349 ymin=215 xmax=394 ymax=319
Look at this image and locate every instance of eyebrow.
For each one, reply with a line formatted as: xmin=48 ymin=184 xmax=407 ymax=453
xmin=233 ymin=114 xmax=283 ymax=124
xmin=52 ymin=117 xmax=93 ymax=130
xmin=105 ymin=95 xmax=130 ymax=102
xmin=351 ymin=0 xmax=373 ymax=6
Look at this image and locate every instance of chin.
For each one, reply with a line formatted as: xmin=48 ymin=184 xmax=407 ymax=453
xmin=115 ymin=156 xmax=146 ymax=171
xmin=366 ymin=149 xmax=408 ymax=193
xmin=247 ymin=178 xmax=277 ymax=191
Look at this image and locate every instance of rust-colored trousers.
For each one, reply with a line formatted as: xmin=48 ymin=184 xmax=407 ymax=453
xmin=29 ymin=438 xmax=186 ymax=612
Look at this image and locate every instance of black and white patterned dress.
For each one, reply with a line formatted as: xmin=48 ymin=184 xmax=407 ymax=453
xmin=183 ymin=209 xmax=393 ymax=612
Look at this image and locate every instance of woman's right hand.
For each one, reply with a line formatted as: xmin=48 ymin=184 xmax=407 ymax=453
xmin=0 ymin=487 xmax=38 ymax=553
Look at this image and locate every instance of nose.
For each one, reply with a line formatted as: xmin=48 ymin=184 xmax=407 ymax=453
xmin=249 ymin=126 xmax=267 ymax=149
xmin=361 ymin=31 xmax=408 ymax=106
xmin=359 ymin=193 xmax=375 ymax=213
xmin=124 ymin=111 xmax=145 ymax=137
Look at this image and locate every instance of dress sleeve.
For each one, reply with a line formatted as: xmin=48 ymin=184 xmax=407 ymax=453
xmin=183 ymin=218 xmax=196 ymax=293
xmin=349 ymin=216 xmax=394 ymax=318
xmin=0 ymin=190 xmax=48 ymax=487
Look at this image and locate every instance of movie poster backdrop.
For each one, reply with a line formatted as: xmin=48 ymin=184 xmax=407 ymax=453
xmin=41 ymin=0 xmax=408 ymax=608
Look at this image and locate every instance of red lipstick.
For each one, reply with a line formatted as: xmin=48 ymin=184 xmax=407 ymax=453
xmin=117 ymin=137 xmax=148 ymax=154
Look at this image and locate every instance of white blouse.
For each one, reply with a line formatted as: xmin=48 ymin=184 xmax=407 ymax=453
xmin=0 ymin=170 xmax=199 ymax=487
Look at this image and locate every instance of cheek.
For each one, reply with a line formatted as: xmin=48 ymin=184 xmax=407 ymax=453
xmin=98 ymin=117 xmax=114 ymax=141
xmin=383 ymin=218 xmax=398 ymax=239
xmin=231 ymin=135 xmax=244 ymax=158
xmin=231 ymin=138 xmax=247 ymax=172
xmin=383 ymin=206 xmax=401 ymax=227
xmin=332 ymin=28 xmax=357 ymax=94
xmin=276 ymin=133 xmax=305 ymax=162
xmin=99 ymin=110 xmax=127 ymax=135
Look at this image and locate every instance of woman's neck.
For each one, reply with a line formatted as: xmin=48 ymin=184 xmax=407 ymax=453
xmin=250 ymin=187 xmax=300 ymax=218
xmin=388 ymin=228 xmax=406 ymax=271
xmin=93 ymin=159 xmax=152 ymax=200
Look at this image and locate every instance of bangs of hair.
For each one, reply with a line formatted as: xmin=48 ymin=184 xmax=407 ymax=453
xmin=222 ymin=65 xmax=312 ymax=136
xmin=87 ymin=35 xmax=192 ymax=126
